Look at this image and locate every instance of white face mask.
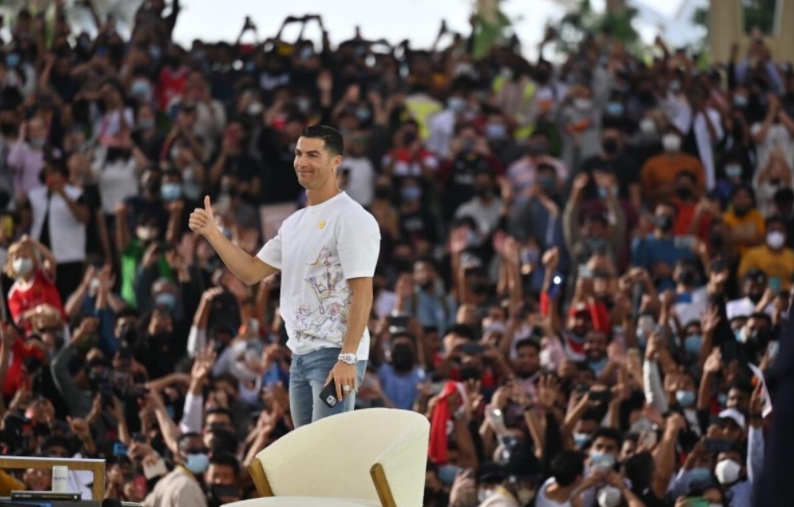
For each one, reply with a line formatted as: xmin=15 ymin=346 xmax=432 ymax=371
xmin=597 ymin=486 xmax=623 ymax=507
xmin=639 ymin=118 xmax=657 ymax=135
xmin=662 ymin=133 xmax=681 ymax=152
xmin=767 ymin=231 xmax=786 ymax=249
xmin=715 ymin=459 xmax=742 ymax=485
xmin=12 ymin=257 xmax=33 ymax=276
xmin=574 ymin=98 xmax=592 ymax=110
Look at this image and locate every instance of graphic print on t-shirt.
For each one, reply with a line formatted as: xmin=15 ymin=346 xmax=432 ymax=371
xmin=294 ymin=246 xmax=352 ymax=344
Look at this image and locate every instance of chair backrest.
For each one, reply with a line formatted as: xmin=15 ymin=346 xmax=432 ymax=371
xmin=256 ymin=409 xmax=429 ymax=506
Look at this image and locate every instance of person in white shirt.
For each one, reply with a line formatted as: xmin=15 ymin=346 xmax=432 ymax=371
xmin=189 ymin=125 xmax=380 ymax=427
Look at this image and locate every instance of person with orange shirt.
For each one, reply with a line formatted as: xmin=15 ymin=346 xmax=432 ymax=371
xmin=641 ymin=130 xmax=705 ymax=206
xmin=723 ymin=185 xmax=765 ymax=256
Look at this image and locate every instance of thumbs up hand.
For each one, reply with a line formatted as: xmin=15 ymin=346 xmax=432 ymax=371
xmin=189 ymin=196 xmax=217 ymax=238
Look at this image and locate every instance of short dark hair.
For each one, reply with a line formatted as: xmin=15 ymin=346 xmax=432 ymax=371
xmin=209 ymin=452 xmax=240 ymax=478
xmin=550 ymin=450 xmax=585 ymax=487
xmin=301 ymin=124 xmax=344 ymax=156
xmin=204 ymin=407 xmax=234 ymax=425
xmin=591 ymin=427 xmax=623 ymax=448
xmin=177 ymin=432 xmax=203 ymax=450
xmin=515 ymin=338 xmax=540 ymax=353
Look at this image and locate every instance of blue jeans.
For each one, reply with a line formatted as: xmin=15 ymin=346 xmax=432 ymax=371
xmin=289 ymin=348 xmax=367 ymax=428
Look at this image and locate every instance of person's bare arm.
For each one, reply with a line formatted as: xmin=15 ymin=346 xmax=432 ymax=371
xmin=25 ymin=235 xmax=57 ymax=279
xmin=115 ymin=203 xmax=131 ymax=253
xmin=325 ymin=276 xmax=373 ymax=400
xmin=189 ymin=196 xmax=278 ymax=285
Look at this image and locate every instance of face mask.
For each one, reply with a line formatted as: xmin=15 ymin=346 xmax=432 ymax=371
xmin=161 ymin=183 xmax=182 ymax=201
xmin=690 ymin=466 xmax=712 ymax=483
xmin=735 ymin=328 xmax=746 ymax=343
xmin=597 ymin=486 xmax=622 ymax=507
xmin=662 ymin=133 xmax=681 ymax=152
xmin=598 ymin=186 xmax=617 ymax=199
xmin=391 ymin=345 xmax=414 ymax=371
xmin=144 ymin=178 xmax=161 ymax=195
xmin=685 ymin=334 xmax=702 ymax=355
xmin=485 ymin=123 xmax=507 ymax=140
xmin=715 ymin=459 xmax=741 ymax=485
xmin=477 ymin=488 xmax=494 ymax=503
xmin=184 ymin=453 xmax=210 ymax=474
xmin=670 ymin=80 xmax=682 ymax=93
xmin=136 ymin=226 xmax=158 ymax=242
xmin=538 ymin=174 xmax=556 ymax=191
xmin=590 ymin=451 xmax=616 ymax=469
xmin=448 ymin=97 xmax=466 ymax=113
xmin=676 ymin=390 xmax=697 ymax=407
xmin=655 ymin=214 xmax=674 ymax=232
xmin=589 ymin=358 xmax=608 ymax=374
xmin=733 ymin=94 xmax=748 ymax=107
xmin=155 ymin=292 xmax=177 ymax=310
xmin=247 ymin=102 xmax=263 ymax=116
xmin=29 ymin=138 xmax=45 ymax=149
xmin=574 ymin=98 xmax=592 ymax=110
xmin=605 ymin=101 xmax=625 ymax=117
xmin=131 ymin=79 xmax=152 ymax=99
xmin=437 ymin=464 xmax=462 ymax=486
xmin=602 ymin=138 xmax=619 ymax=154
xmin=138 ymin=118 xmax=155 ymax=130
xmin=401 ymin=186 xmax=422 ymax=202
xmin=1 ymin=122 xmax=16 ymax=136
xmin=639 ymin=118 xmax=657 ymax=134
xmin=767 ymin=231 xmax=786 ymax=249
xmin=296 ymin=97 xmax=311 ymax=113
xmin=573 ymin=432 xmax=590 ymax=449
xmin=725 ymin=164 xmax=743 ymax=178
xmin=356 ymin=107 xmax=371 ymax=122
xmin=13 ymin=257 xmax=33 ymax=276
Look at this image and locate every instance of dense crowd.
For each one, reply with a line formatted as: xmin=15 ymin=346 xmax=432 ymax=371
xmin=0 ymin=1 xmax=789 ymax=507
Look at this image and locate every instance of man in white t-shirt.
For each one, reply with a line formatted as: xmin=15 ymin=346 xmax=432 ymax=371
xmin=189 ymin=125 xmax=381 ymax=427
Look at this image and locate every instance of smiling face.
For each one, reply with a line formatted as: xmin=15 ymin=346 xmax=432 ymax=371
xmin=294 ymin=136 xmax=342 ymax=191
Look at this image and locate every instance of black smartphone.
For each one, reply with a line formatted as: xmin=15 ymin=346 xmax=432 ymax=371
xmin=132 ymin=432 xmax=146 ymax=443
xmin=589 ymin=389 xmax=612 ymax=404
xmin=460 ymin=342 xmax=485 ymax=355
xmin=319 ymin=379 xmax=339 ymax=408
xmin=704 ymin=438 xmax=733 ymax=454
xmin=213 ymin=485 xmax=241 ymax=500
xmin=388 ymin=315 xmax=409 ymax=328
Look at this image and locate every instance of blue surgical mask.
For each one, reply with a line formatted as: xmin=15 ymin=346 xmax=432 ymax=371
xmin=734 ymin=328 xmax=746 ymax=343
xmin=401 ymin=186 xmax=422 ymax=202
xmin=6 ymin=53 xmax=20 ymax=68
xmin=161 ymin=183 xmax=182 ymax=201
xmin=149 ymin=46 xmax=162 ymax=62
xmin=539 ymin=174 xmax=556 ymax=191
xmin=573 ymin=432 xmax=591 ymax=449
xmin=485 ymin=123 xmax=507 ymax=141
xmin=155 ymin=292 xmax=177 ymax=310
xmin=131 ymin=79 xmax=152 ymax=99
xmin=733 ymin=95 xmax=748 ymax=108
xmin=589 ymin=358 xmax=608 ymax=374
xmin=690 ymin=467 xmax=712 ymax=483
xmin=684 ymin=334 xmax=703 ymax=355
xmin=437 ymin=464 xmax=462 ymax=486
xmin=606 ymin=101 xmax=625 ymax=116
xmin=185 ymin=453 xmax=209 ymax=474
xmin=138 ymin=118 xmax=155 ymax=130
xmin=448 ymin=97 xmax=466 ymax=113
xmin=356 ymin=107 xmax=371 ymax=122
xmin=717 ymin=393 xmax=728 ymax=406
xmin=29 ymin=138 xmax=45 ymax=149
xmin=725 ymin=164 xmax=743 ymax=178
xmin=676 ymin=390 xmax=696 ymax=407
xmin=590 ymin=451 xmax=616 ymax=469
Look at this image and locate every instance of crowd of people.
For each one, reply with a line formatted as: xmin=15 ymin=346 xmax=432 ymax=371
xmin=0 ymin=1 xmax=790 ymax=506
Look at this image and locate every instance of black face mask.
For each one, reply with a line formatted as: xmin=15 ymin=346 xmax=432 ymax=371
xmin=391 ymin=345 xmax=415 ymax=372
xmin=655 ymin=214 xmax=674 ymax=232
xmin=0 ymin=123 xmax=16 ymax=136
xmin=734 ymin=206 xmax=750 ymax=218
xmin=374 ymin=187 xmax=391 ymax=200
xmin=709 ymin=230 xmax=725 ymax=249
xmin=144 ymin=178 xmax=161 ymax=195
xmin=208 ymin=485 xmax=241 ymax=507
xmin=602 ymin=138 xmax=619 ymax=154
xmin=676 ymin=186 xmax=693 ymax=199
xmin=471 ymin=281 xmax=489 ymax=295
xmin=475 ymin=187 xmax=493 ymax=199
xmin=460 ymin=366 xmax=483 ymax=381
xmin=679 ymin=269 xmax=697 ymax=286
xmin=418 ymin=280 xmax=434 ymax=291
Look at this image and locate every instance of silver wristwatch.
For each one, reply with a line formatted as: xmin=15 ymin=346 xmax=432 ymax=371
xmin=338 ymin=353 xmax=358 ymax=365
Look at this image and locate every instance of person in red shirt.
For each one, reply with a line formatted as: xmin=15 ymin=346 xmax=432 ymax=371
xmin=4 ymin=236 xmax=66 ymax=328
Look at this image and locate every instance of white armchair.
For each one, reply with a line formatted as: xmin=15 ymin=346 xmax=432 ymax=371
xmin=228 ymin=408 xmax=430 ymax=507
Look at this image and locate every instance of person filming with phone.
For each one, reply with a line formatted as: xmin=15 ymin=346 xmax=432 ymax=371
xmin=189 ymin=125 xmax=380 ymax=427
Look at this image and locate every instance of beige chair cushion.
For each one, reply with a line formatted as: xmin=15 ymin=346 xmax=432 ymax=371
xmin=225 ymin=497 xmax=381 ymax=507
xmin=255 ymin=408 xmax=430 ymax=507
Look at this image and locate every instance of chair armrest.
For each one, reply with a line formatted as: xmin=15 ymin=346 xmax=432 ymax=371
xmin=371 ymin=417 xmax=430 ymax=507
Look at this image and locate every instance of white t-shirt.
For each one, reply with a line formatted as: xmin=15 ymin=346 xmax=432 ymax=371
xmin=535 ymin=478 xmax=573 ymax=507
xmin=257 ymin=191 xmax=381 ymax=359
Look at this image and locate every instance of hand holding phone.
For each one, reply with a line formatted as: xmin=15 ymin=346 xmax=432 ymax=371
xmin=319 ymin=379 xmax=339 ymax=408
